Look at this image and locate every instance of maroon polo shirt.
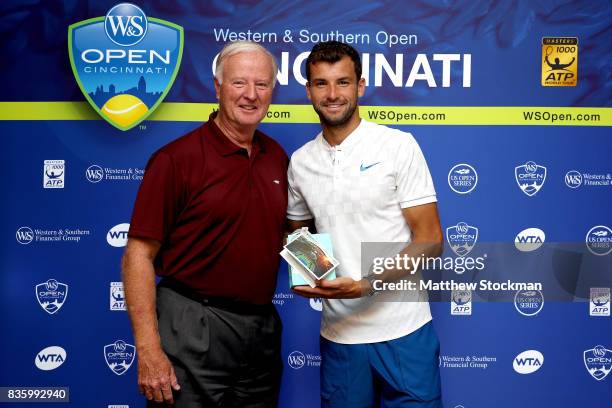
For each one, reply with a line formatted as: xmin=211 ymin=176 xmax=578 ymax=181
xmin=128 ymin=114 xmax=288 ymax=304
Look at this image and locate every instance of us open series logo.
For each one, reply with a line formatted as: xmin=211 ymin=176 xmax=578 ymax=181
xmin=68 ymin=3 xmax=183 ymax=130
xmin=514 ymin=290 xmax=544 ymax=317
xmin=448 ymin=163 xmax=478 ymax=194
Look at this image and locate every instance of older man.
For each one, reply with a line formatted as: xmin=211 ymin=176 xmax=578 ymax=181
xmin=122 ymin=41 xmax=287 ymax=407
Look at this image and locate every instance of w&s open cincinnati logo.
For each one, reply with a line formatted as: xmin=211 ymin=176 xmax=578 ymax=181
xmin=105 ymin=340 xmax=136 ymax=375
xmin=68 ymin=3 xmax=183 ymax=131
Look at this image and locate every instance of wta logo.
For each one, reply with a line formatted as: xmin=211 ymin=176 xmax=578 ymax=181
xmin=514 ymin=228 xmax=545 ymax=252
xmin=107 ymin=223 xmax=130 ymax=247
xmin=513 ymin=350 xmax=543 ymax=374
xmin=68 ymin=3 xmax=183 ymax=130
xmin=35 ymin=346 xmax=67 ymax=371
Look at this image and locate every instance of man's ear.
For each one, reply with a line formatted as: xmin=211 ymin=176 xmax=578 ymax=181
xmin=306 ymin=81 xmax=312 ymax=101
xmin=357 ymin=77 xmax=365 ymax=98
xmin=214 ymin=78 xmax=221 ymax=100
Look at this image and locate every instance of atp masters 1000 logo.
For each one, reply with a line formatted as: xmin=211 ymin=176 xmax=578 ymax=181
xmin=68 ymin=3 xmax=183 ymax=130
xmin=541 ymin=37 xmax=578 ymax=87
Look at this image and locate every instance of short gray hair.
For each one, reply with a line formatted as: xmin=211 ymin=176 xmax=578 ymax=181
xmin=215 ymin=41 xmax=278 ymax=88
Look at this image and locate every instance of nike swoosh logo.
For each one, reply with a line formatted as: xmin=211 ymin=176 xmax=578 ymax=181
xmin=360 ymin=162 xmax=382 ymax=172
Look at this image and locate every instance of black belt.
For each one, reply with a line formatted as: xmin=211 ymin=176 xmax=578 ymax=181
xmin=158 ymin=277 xmax=273 ymax=315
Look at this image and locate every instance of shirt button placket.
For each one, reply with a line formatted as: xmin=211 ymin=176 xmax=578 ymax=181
xmin=332 ymin=147 xmax=343 ymax=189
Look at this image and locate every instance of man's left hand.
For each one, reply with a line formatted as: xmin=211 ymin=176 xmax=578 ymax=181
xmin=292 ymin=277 xmax=366 ymax=299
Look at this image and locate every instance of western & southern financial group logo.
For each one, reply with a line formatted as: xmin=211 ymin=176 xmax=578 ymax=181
xmin=564 ymin=170 xmax=582 ymax=188
xmin=68 ymin=3 xmax=183 ymax=131
xmin=105 ymin=340 xmax=136 ymax=375
xmin=286 ymin=350 xmax=321 ymax=369
xmin=287 ymin=351 xmax=306 ymax=369
xmin=16 ymin=227 xmax=34 ymax=244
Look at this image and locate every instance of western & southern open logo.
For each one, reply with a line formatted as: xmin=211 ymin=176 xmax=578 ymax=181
xmin=446 ymin=222 xmax=479 ymax=257
xmin=515 ymin=161 xmax=547 ymax=196
xmin=68 ymin=3 xmax=183 ymax=130
xmin=105 ymin=340 xmax=136 ymax=375
xmin=36 ymin=279 xmax=69 ymax=315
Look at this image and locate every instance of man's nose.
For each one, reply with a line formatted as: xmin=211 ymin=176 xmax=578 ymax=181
xmin=244 ymin=82 xmax=257 ymax=100
xmin=327 ymin=85 xmax=338 ymax=100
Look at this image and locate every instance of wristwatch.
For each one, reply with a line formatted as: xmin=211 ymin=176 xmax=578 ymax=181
xmin=363 ymin=274 xmax=380 ymax=297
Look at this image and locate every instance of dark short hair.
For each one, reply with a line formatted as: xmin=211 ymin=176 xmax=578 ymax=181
xmin=306 ymin=41 xmax=362 ymax=82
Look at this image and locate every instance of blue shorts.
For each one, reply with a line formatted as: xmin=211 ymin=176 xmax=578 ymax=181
xmin=320 ymin=321 xmax=442 ymax=408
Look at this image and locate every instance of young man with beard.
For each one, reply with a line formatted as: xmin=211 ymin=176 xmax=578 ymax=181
xmin=287 ymin=41 xmax=444 ymax=407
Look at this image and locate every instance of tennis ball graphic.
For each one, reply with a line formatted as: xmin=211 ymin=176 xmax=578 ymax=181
xmin=101 ymin=94 xmax=148 ymax=128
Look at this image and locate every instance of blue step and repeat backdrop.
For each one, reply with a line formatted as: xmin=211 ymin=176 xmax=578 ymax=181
xmin=1 ymin=1 xmax=611 ymax=407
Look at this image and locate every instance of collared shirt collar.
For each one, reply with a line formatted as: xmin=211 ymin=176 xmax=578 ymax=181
xmin=207 ymin=112 xmax=265 ymax=157
xmin=318 ymin=119 xmax=365 ymax=156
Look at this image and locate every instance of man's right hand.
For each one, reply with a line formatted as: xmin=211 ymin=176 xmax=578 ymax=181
xmin=137 ymin=346 xmax=180 ymax=405
xmin=123 ymin=237 xmax=178 ymax=404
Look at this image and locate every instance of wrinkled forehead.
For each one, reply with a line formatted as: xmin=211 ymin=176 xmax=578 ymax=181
xmin=221 ymin=51 xmax=275 ymax=79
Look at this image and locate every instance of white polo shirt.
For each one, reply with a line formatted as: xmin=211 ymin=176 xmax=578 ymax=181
xmin=287 ymin=119 xmax=437 ymax=344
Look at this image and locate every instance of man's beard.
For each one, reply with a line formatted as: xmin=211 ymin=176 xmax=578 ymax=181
xmin=313 ymin=99 xmax=358 ymax=127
